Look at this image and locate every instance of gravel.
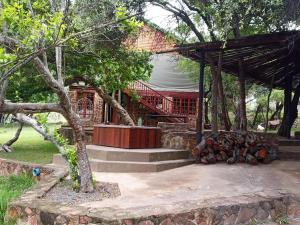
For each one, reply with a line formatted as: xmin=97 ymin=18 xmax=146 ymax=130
xmin=44 ymin=179 xmax=121 ymax=205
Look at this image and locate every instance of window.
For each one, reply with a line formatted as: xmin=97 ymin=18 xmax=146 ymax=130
xmin=173 ymin=97 xmax=197 ymax=115
xmin=77 ymin=92 xmax=94 ymax=119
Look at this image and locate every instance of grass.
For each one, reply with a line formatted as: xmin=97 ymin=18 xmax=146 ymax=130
xmin=0 ymin=125 xmax=59 ymax=164
xmin=0 ymin=174 xmax=35 ymax=225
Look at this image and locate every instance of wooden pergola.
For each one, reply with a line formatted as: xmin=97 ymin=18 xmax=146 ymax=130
xmin=157 ymin=30 xmax=300 ymax=141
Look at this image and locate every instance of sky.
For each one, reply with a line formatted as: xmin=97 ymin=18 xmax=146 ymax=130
xmin=144 ymin=4 xmax=176 ymax=30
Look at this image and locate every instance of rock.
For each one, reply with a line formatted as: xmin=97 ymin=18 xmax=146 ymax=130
xmin=160 ymin=218 xmax=175 ymax=225
xmin=25 ymin=207 xmax=33 ymax=216
xmin=235 ymin=207 xmax=257 ymax=224
xmin=138 ymin=220 xmax=154 ymax=225
xmin=79 ymin=215 xmax=92 ymax=224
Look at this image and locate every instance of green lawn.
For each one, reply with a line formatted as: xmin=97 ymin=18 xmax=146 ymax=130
xmin=0 ymin=174 xmax=35 ymax=225
xmin=0 ymin=125 xmax=59 ymax=164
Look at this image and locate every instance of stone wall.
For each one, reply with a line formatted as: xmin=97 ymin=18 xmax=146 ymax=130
xmin=0 ymin=158 xmax=54 ymax=177
xmin=7 ymin=190 xmax=300 ymax=225
xmin=158 ymin=122 xmax=279 ymax=152
xmin=93 ymin=92 xmax=103 ymax=124
xmin=158 ymin=122 xmax=196 ymax=151
xmin=68 ymin=87 xmax=104 ymax=127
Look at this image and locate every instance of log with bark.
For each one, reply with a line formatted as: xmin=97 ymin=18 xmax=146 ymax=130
xmin=192 ymin=132 xmax=277 ymax=165
xmin=0 ymin=121 xmax=23 ymax=152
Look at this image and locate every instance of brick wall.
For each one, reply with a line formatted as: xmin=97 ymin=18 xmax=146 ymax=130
xmin=124 ymin=24 xmax=176 ymax=53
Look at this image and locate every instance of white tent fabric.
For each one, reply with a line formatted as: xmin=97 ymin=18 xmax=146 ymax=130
xmin=146 ymin=54 xmax=198 ymax=92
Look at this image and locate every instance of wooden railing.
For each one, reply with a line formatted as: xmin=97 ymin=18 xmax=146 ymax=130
xmin=128 ymin=81 xmax=176 ymax=116
xmin=125 ymin=81 xmax=197 ymax=124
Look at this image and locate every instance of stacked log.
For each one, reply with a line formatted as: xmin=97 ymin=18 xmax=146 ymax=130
xmin=192 ymin=132 xmax=277 ymax=165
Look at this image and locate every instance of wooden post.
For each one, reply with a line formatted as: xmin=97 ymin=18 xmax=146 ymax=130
xmin=197 ymin=51 xmax=205 ymax=144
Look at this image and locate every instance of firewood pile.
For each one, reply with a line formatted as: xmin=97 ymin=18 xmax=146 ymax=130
xmin=192 ymin=132 xmax=277 ymax=165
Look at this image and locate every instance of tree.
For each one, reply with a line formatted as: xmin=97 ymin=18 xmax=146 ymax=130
xmin=0 ymin=0 xmax=151 ymax=192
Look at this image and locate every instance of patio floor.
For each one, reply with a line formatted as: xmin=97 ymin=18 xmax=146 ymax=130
xmin=88 ymin=160 xmax=300 ymax=208
xmin=69 ymin=160 xmax=300 ymax=224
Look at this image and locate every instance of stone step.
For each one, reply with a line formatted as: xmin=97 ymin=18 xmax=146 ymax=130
xmin=278 ymin=146 xmax=300 ymax=160
xmin=89 ymin=158 xmax=195 ymax=173
xmin=86 ymin=145 xmax=190 ymax=162
xmin=278 ymin=139 xmax=300 ymax=146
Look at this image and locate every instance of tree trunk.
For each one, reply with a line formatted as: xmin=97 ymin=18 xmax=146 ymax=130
xmin=209 ymin=64 xmax=218 ymax=134
xmin=238 ymin=60 xmax=247 ymax=131
xmin=270 ymin=102 xmax=283 ymax=121
xmin=278 ymin=83 xmax=300 ymax=138
xmin=252 ymin=104 xmax=261 ymax=128
xmin=33 ymin=57 xmax=94 ymax=193
xmin=204 ymin=99 xmax=210 ymax=125
xmin=216 ymin=52 xmax=231 ymax=131
xmin=232 ymin=13 xmax=247 ymax=131
xmin=65 ymin=111 xmax=94 ymax=192
xmin=101 ymin=92 xmax=135 ymax=126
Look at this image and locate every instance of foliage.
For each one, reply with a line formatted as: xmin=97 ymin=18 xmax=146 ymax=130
xmin=0 ymin=174 xmax=35 ymax=224
xmin=53 ymin=128 xmax=79 ymax=191
xmin=64 ymin=47 xmax=152 ymax=92
xmin=35 ymin=113 xmax=50 ymax=133
xmin=275 ymin=215 xmax=289 ymax=224
xmin=65 ymin=146 xmax=79 ymax=191
xmin=0 ymin=0 xmax=65 ymax=51
xmin=1 ymin=0 xmax=152 ymax=102
xmin=128 ymin=89 xmax=141 ymax=102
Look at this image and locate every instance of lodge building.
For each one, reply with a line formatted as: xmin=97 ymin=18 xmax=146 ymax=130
xmin=68 ymin=23 xmax=199 ymax=128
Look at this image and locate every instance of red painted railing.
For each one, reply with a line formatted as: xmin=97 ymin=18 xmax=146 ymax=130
xmin=128 ymin=81 xmax=175 ymax=115
xmin=126 ymin=81 xmax=195 ymax=120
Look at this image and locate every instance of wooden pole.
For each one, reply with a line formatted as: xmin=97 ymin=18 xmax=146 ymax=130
xmin=197 ymin=51 xmax=205 ymax=144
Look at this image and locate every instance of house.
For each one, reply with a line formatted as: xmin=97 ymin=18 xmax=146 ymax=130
xmin=68 ymin=23 xmax=199 ymax=128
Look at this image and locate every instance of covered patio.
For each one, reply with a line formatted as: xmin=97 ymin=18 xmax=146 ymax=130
xmin=158 ymin=31 xmax=300 ymax=141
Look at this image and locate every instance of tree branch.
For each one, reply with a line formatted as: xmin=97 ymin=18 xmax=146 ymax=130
xmin=14 ymin=113 xmax=65 ymax=154
xmin=0 ymin=102 xmax=63 ymax=114
xmin=150 ymin=0 xmax=205 ymax=42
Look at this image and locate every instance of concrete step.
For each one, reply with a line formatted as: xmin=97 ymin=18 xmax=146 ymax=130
xmin=89 ymin=158 xmax=195 ymax=173
xmin=52 ymin=146 xmax=194 ymax=173
xmin=278 ymin=139 xmax=300 ymax=146
xmin=86 ymin=145 xmax=190 ymax=162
